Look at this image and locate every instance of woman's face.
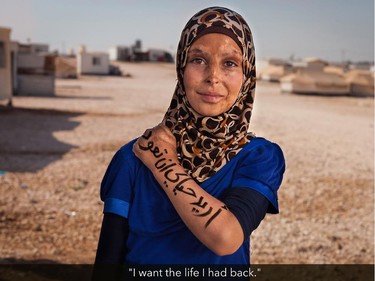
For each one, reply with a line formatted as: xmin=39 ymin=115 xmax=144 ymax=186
xmin=183 ymin=33 xmax=243 ymax=117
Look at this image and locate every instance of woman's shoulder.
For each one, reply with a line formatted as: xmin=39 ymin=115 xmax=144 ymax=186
xmin=116 ymin=138 xmax=138 ymax=159
xmin=100 ymin=138 xmax=143 ymax=197
xmin=239 ymin=137 xmax=285 ymax=164
xmin=105 ymin=138 xmax=143 ymax=170
xmin=243 ymin=137 xmax=283 ymax=152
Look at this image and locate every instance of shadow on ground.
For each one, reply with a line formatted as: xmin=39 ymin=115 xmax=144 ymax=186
xmin=0 ymin=107 xmax=82 ymax=172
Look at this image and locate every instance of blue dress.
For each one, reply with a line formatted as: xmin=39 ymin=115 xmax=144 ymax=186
xmin=100 ymin=137 xmax=285 ymax=264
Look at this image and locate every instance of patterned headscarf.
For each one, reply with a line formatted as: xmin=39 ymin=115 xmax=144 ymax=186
xmin=162 ymin=6 xmax=256 ymax=182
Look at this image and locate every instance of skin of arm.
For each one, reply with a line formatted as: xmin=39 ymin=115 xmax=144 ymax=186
xmin=133 ymin=124 xmax=243 ymax=256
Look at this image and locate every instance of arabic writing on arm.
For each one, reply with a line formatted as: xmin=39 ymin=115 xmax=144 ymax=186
xmin=138 ymin=130 xmax=226 ymax=228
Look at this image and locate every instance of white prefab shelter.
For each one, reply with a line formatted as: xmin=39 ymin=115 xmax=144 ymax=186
xmin=17 ymin=75 xmax=55 ymax=96
xmin=109 ymin=46 xmax=132 ymax=61
xmin=77 ymin=46 xmax=109 ymax=75
xmin=10 ymin=41 xmax=19 ymax=95
xmin=0 ymin=27 xmax=12 ymax=104
xmin=280 ymin=69 xmax=350 ymax=95
xmin=18 ymin=53 xmax=46 ymax=70
xmin=30 ymin=43 xmax=49 ymax=54
xmin=16 ymin=45 xmax=55 ymax=96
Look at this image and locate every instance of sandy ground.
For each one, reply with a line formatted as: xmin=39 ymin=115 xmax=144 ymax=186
xmin=0 ymin=62 xmax=373 ymax=264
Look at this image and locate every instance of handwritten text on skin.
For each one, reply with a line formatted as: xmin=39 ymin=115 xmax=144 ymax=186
xmin=138 ymin=130 xmax=226 ymax=227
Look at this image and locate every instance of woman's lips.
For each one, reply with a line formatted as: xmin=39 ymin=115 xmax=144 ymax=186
xmin=198 ymin=92 xmax=224 ymax=103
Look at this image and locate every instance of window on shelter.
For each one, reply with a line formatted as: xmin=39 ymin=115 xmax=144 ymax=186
xmin=92 ymin=57 xmax=101 ymax=65
xmin=0 ymin=41 xmax=5 ymax=68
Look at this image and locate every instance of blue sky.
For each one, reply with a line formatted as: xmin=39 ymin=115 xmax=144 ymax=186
xmin=1 ymin=0 xmax=374 ymax=62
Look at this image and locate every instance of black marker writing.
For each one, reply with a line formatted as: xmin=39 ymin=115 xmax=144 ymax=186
xmin=205 ymin=208 xmax=223 ymax=228
xmin=138 ymin=130 xmax=224 ymax=227
xmin=190 ymin=196 xmax=208 ymax=209
xmin=173 ymin=178 xmax=196 ymax=197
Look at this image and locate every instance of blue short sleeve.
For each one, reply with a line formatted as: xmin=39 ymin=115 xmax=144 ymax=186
xmin=232 ymin=138 xmax=285 ymax=213
xmin=100 ymin=141 xmax=137 ymax=218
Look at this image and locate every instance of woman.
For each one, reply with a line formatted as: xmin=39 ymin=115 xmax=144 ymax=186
xmin=95 ymin=6 xmax=285 ymax=265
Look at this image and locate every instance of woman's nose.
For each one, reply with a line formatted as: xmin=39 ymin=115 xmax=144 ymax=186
xmin=205 ymin=64 xmax=220 ymax=84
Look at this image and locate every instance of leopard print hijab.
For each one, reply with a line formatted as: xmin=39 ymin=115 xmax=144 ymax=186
xmin=162 ymin=6 xmax=256 ymax=182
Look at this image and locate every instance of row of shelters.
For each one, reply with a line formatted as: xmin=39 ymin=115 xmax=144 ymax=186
xmin=258 ymin=58 xmax=374 ymax=97
xmin=1 ymin=27 xmax=56 ymax=105
xmin=1 ymin=26 xmax=175 ymax=106
xmin=0 ymin=27 xmax=107 ymax=100
xmin=0 ymin=26 xmax=123 ymax=105
xmin=109 ymin=39 xmax=174 ymax=63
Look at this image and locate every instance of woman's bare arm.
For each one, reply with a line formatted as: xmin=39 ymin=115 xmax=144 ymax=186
xmin=133 ymin=125 xmax=243 ymax=256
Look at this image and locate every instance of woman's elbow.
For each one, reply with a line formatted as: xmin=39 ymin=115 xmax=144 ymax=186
xmin=212 ymin=246 xmax=239 ymax=257
xmin=211 ymin=243 xmax=241 ymax=257
xmin=209 ymin=231 xmax=243 ymax=256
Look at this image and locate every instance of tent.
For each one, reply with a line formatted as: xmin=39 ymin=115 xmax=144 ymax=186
xmin=55 ymin=56 xmax=77 ymax=79
xmin=280 ymin=69 xmax=350 ymax=95
xmin=258 ymin=64 xmax=293 ymax=82
xmin=345 ymin=69 xmax=374 ymax=97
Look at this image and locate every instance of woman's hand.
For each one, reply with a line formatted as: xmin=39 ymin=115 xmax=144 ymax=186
xmin=133 ymin=124 xmax=178 ymax=173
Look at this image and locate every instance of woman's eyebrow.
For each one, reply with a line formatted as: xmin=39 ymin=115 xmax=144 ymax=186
xmin=188 ymin=47 xmax=241 ymax=57
xmin=223 ymin=50 xmax=242 ymax=57
xmin=188 ymin=48 xmax=206 ymax=55
xmin=222 ymin=47 xmax=242 ymax=57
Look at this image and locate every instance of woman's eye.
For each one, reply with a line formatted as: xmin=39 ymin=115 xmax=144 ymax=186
xmin=191 ymin=58 xmax=205 ymax=64
xmin=224 ymin=61 xmax=238 ymax=67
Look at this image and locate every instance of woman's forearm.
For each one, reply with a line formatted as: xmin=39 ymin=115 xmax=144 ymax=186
xmin=143 ymin=148 xmax=243 ymax=255
xmin=152 ymin=163 xmax=243 ymax=256
xmin=134 ymin=126 xmax=244 ymax=255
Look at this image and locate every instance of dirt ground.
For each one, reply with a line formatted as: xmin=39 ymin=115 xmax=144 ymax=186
xmin=0 ymin=62 xmax=373 ymax=264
